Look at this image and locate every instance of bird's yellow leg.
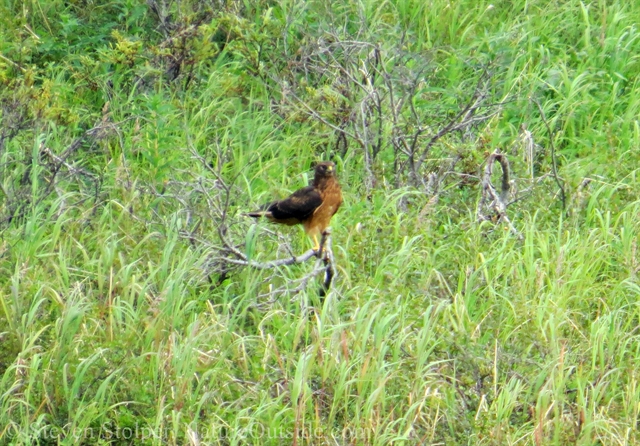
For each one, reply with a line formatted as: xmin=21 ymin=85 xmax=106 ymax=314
xmin=312 ymin=234 xmax=320 ymax=251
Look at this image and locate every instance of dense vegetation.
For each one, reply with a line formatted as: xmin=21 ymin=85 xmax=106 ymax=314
xmin=2 ymin=0 xmax=640 ymax=444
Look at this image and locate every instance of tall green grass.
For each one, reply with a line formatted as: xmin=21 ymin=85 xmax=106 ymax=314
xmin=2 ymin=0 xmax=640 ymax=444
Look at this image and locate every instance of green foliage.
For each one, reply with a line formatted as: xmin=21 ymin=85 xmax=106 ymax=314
xmin=2 ymin=0 xmax=640 ymax=445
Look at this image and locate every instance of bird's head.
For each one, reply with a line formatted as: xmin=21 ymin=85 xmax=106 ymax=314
xmin=314 ymin=161 xmax=336 ymax=178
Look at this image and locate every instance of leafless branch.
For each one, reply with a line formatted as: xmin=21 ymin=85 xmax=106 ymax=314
xmin=152 ymin=141 xmax=340 ymax=298
xmin=267 ymin=31 xmax=504 ymax=197
xmin=0 ymin=115 xmax=121 ymax=227
xmin=477 ymin=150 xmax=523 ymax=240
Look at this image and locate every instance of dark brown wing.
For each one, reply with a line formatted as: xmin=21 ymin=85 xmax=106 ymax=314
xmin=268 ymin=186 xmax=322 ymax=222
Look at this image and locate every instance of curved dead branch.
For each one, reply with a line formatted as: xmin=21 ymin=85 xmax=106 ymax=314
xmin=222 ymin=229 xmax=336 ymax=298
xmin=158 ymin=144 xmax=339 ymax=298
xmin=477 ymin=150 xmax=522 ymax=240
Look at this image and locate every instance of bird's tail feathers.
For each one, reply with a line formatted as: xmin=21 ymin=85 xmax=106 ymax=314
xmin=244 ymin=210 xmax=272 ymax=219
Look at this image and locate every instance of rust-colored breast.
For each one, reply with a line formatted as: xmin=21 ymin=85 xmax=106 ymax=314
xmin=306 ymin=178 xmax=342 ymax=234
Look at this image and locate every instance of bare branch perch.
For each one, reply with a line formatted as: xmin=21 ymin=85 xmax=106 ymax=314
xmin=157 ymin=142 xmax=339 ymax=299
xmin=218 ymin=229 xmax=336 ymax=298
xmin=222 ymin=247 xmax=318 ymax=269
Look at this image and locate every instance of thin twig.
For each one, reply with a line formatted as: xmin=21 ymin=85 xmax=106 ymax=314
xmin=534 ymin=99 xmax=566 ymax=210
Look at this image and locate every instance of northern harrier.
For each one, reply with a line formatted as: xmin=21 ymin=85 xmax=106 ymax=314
xmin=246 ymin=161 xmax=343 ymax=251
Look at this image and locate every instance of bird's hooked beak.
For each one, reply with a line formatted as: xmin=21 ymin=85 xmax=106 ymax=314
xmin=326 ymin=165 xmax=334 ymax=173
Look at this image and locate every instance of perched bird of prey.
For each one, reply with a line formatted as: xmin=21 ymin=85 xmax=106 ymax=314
xmin=246 ymin=161 xmax=343 ymax=251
